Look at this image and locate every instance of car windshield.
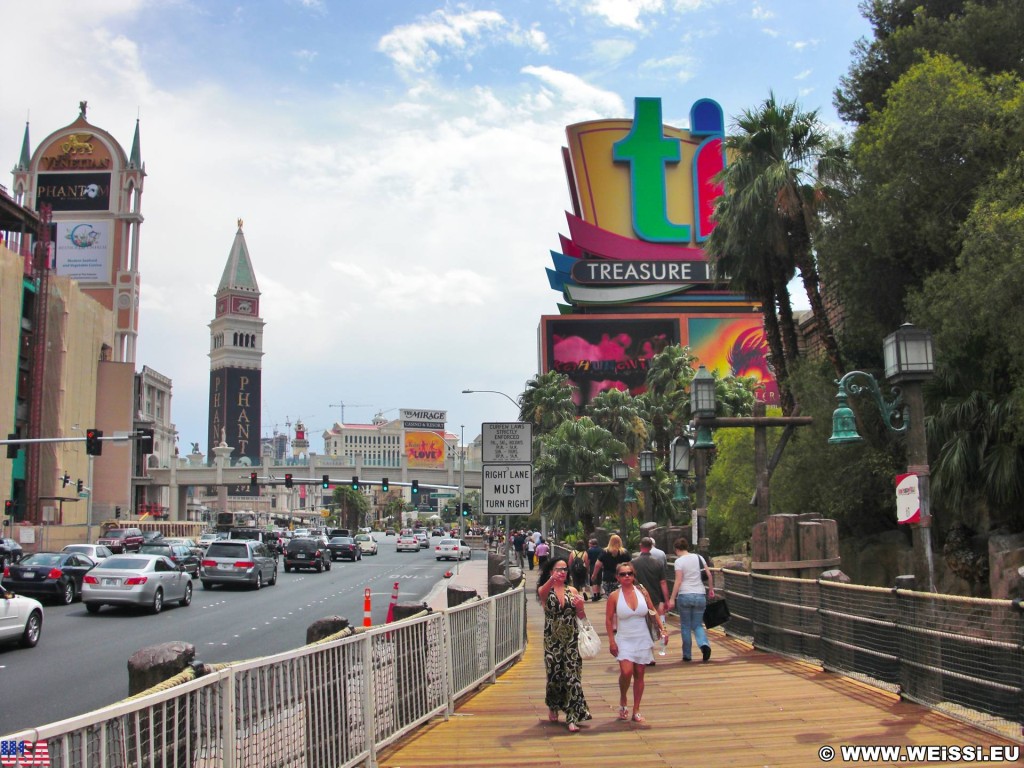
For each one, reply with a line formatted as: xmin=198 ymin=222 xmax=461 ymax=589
xmin=103 ymin=530 xmax=129 ymax=539
xmin=355 ymin=534 xmax=370 ymax=542
xmin=21 ymin=553 xmax=63 ymax=566
xmin=206 ymin=543 xmax=251 ymax=558
xmin=439 ymin=539 xmax=459 ymax=546
xmin=330 ymin=537 xmax=354 ymax=544
xmin=139 ymin=544 xmax=171 ymax=553
xmin=63 ymin=545 xmax=92 ymax=553
xmin=97 ymin=558 xmax=151 ymax=570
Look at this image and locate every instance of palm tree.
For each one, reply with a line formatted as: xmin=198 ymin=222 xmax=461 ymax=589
xmin=710 ymin=92 xmax=849 ymax=380
xmin=519 ymin=370 xmax=578 ymax=460
xmin=534 ymin=417 xmax=627 ymax=537
xmin=639 ymin=345 xmax=697 ymax=461
xmin=585 ymin=387 xmax=648 ymax=457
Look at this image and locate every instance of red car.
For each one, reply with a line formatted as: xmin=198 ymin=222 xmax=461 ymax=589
xmin=96 ymin=528 xmax=144 ymax=554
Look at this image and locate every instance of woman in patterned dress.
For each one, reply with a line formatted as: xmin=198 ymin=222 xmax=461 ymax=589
xmin=537 ymin=557 xmax=592 ymax=732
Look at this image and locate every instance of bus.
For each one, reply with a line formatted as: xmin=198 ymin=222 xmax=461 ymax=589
xmin=215 ymin=510 xmax=259 ymax=532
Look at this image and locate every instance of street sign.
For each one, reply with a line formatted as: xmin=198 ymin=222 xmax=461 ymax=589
xmin=431 ymin=492 xmax=456 ymax=498
xmin=481 ymin=464 xmax=532 ymax=516
xmin=482 ymin=422 xmax=533 ymax=463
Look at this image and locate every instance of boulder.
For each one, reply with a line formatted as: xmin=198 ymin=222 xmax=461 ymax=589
xmin=306 ymin=615 xmax=350 ymax=644
xmin=127 ymin=641 xmax=196 ymax=696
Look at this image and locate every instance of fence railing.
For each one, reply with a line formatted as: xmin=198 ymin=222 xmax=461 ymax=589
xmin=719 ymin=568 xmax=1024 ymax=742
xmin=1 ymin=585 xmax=527 ymax=768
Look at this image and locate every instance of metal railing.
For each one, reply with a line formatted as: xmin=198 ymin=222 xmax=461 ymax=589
xmin=1 ymin=585 xmax=527 ymax=768
xmin=718 ymin=568 xmax=1024 ymax=742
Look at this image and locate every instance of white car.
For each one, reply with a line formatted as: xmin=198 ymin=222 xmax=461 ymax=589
xmin=435 ymin=539 xmax=471 ymax=561
xmin=396 ymin=534 xmax=419 ymax=552
xmin=0 ymin=585 xmax=43 ymax=648
xmin=355 ymin=533 xmax=378 ymax=556
xmin=413 ymin=531 xmax=429 ymax=549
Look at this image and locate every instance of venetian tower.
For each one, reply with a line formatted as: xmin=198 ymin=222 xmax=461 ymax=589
xmin=208 ymin=220 xmax=264 ymax=491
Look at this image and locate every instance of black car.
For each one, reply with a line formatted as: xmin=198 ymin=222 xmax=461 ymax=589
xmin=283 ymin=538 xmax=331 ymax=573
xmin=3 ymin=552 xmax=95 ymax=605
xmin=141 ymin=530 xmax=164 ymax=544
xmin=326 ymin=537 xmax=361 ymax=561
xmin=0 ymin=538 xmax=24 ymax=568
xmin=138 ymin=542 xmax=201 ymax=578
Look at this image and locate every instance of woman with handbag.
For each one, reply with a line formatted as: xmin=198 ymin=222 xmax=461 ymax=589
xmin=668 ymin=537 xmax=714 ymax=663
xmin=605 ymin=563 xmax=666 ymax=723
xmin=537 ymin=558 xmax=592 ymax=732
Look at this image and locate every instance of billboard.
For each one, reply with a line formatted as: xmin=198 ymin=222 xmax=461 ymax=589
xmin=405 ymin=431 xmax=446 ymax=469
xmin=209 ymin=368 xmax=263 ymax=494
xmin=36 ymin=172 xmax=112 ymax=211
xmin=687 ymin=316 xmax=779 ymax=405
xmin=55 ymin=220 xmax=110 ymax=282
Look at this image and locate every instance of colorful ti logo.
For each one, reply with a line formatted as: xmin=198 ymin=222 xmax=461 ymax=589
xmin=612 ymin=97 xmax=724 ymax=243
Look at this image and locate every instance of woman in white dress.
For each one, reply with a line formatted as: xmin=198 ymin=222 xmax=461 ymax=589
xmin=605 ymin=562 xmax=667 ymax=722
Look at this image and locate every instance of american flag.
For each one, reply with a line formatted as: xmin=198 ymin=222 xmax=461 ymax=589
xmin=0 ymin=740 xmax=49 ymax=767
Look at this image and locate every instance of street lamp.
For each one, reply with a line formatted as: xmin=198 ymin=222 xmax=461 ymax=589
xmin=691 ymin=365 xmax=716 ymax=449
xmin=638 ymin=450 xmax=656 ymax=523
xmin=829 ymin=323 xmax=935 ymax=591
xmin=612 ymin=459 xmax=629 ymax=535
xmin=670 ymin=434 xmax=692 ymax=521
xmin=462 ymin=389 xmax=520 ymax=410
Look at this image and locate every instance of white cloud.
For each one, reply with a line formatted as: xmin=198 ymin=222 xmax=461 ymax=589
xmin=794 ymin=68 xmax=812 ymax=80
xmin=751 ymin=2 xmax=774 ymax=20
xmin=641 ymin=53 xmax=697 ymax=83
xmin=582 ymin=0 xmax=665 ymax=31
xmin=521 ymin=66 xmax=626 ymax=117
xmin=789 ymin=39 xmax=819 ymax=52
xmin=377 ymin=9 xmax=508 ymax=74
xmin=588 ymin=37 xmax=637 ymax=64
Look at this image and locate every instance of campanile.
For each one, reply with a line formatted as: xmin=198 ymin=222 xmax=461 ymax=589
xmin=208 ymin=220 xmax=264 ymax=484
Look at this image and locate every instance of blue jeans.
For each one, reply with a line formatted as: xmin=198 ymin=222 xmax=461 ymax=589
xmin=676 ymin=592 xmax=708 ymax=660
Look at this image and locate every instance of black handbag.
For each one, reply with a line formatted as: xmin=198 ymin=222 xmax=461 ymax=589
xmin=703 ymin=596 xmax=730 ymax=629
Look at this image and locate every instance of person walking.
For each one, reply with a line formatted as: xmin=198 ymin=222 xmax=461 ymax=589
xmin=537 ymin=558 xmax=592 ymax=733
xmin=605 ymin=562 xmax=666 ymax=723
xmin=632 ymin=537 xmax=669 ymax=662
xmin=568 ymin=540 xmax=590 ymax=599
xmin=535 ymin=538 xmax=550 ymax=569
xmin=648 ymin=538 xmax=667 ymax=568
xmin=668 ymin=537 xmax=714 ymax=663
xmin=512 ymin=531 xmax=526 ymax=569
xmin=526 ymin=535 xmax=537 ymax=570
xmin=592 ymin=534 xmax=630 ymax=599
xmin=586 ymin=538 xmax=604 ymax=601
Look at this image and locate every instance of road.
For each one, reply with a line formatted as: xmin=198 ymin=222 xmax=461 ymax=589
xmin=0 ymin=533 xmax=463 ymax=735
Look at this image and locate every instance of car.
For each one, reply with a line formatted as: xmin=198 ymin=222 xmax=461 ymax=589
xmin=96 ymin=527 xmax=145 ymax=554
xmin=435 ymin=539 xmax=472 ymax=561
xmin=292 ymin=528 xmax=311 ymax=539
xmin=201 ymin=540 xmax=278 ymax=590
xmin=197 ymin=532 xmax=222 ymax=551
xmin=432 ymin=528 xmax=445 ymax=538
xmin=82 ymin=554 xmax=193 ymax=614
xmin=384 ymin=529 xmax=396 ymax=536
xmin=328 ymin=528 xmax=351 ymax=539
xmin=283 ymin=538 xmax=331 ymax=572
xmin=62 ymin=543 xmax=114 ymax=562
xmin=141 ymin=530 xmax=164 ymax=544
xmin=229 ymin=528 xmax=284 ymax=556
xmin=0 ymin=538 xmax=24 ymax=568
xmin=138 ymin=542 xmax=201 ymax=578
xmin=0 ymin=587 xmax=43 ymax=648
xmin=413 ymin=531 xmax=429 ymax=549
xmin=162 ymin=537 xmax=205 ymax=558
xmin=326 ymin=537 xmax=361 ymax=561
xmin=355 ymin=533 xmax=378 ymax=556
xmin=396 ymin=533 xmax=419 ymax=553
xmin=2 ymin=552 xmax=95 ymax=605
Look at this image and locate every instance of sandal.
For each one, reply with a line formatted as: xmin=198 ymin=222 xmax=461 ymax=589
xmin=632 ymin=712 xmax=645 ymax=723
xmin=567 ymin=723 xmax=580 ymax=733
xmin=548 ymin=709 xmax=559 ymax=722
xmin=618 ymin=706 xmax=629 ymax=720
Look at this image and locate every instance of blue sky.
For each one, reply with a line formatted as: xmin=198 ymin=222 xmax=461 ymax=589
xmin=2 ymin=0 xmax=871 ymax=449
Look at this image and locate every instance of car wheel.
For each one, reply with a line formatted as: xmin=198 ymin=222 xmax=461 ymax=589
xmin=269 ymin=566 xmax=277 ymax=586
xmin=284 ymin=565 xmax=292 ymax=573
xmin=85 ymin=602 xmax=101 ymax=614
xmin=254 ymin=572 xmax=262 ymax=591
xmin=20 ymin=610 xmax=42 ymax=648
xmin=150 ymin=588 xmax=164 ymax=614
xmin=60 ymin=581 xmax=75 ymax=606
xmin=325 ymin=558 xmax=331 ymax=571
xmin=180 ymin=582 xmax=193 ymax=607
xmin=315 ymin=560 xmax=323 ymax=573
xmin=201 ymin=580 xmax=213 ymax=590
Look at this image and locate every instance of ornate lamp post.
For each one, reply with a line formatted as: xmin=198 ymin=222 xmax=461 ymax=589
xmin=670 ymin=435 xmax=694 ymax=539
xmin=638 ymin=450 xmax=656 ymax=523
xmin=829 ymin=323 xmax=935 ymax=591
xmin=690 ymin=366 xmax=716 ymax=546
xmin=612 ymin=459 xmax=629 ymax=535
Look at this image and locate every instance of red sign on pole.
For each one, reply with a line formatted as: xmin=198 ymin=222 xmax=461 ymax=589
xmin=895 ymin=473 xmax=921 ymax=524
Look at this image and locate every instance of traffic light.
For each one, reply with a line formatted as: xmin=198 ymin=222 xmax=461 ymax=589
xmin=115 ymin=506 xmax=121 ymax=519
xmin=138 ymin=427 xmax=154 ymax=454
xmin=284 ymin=473 xmax=293 ymax=489
xmin=6 ymin=434 xmax=17 ymax=459
xmin=4 ymin=500 xmax=12 ymax=516
xmin=351 ymin=476 xmax=359 ymax=490
xmin=250 ymin=472 xmax=258 ymax=487
xmin=85 ymin=428 xmax=103 ymax=456
xmin=411 ymin=480 xmax=419 ymax=496
xmin=62 ymin=472 xmax=70 ymax=488
xmin=322 ymin=474 xmax=330 ymax=489
xmin=461 ymin=502 xmax=470 ymax=517
xmin=76 ymin=479 xmax=84 ymax=493
xmin=381 ymin=477 xmax=389 ymax=492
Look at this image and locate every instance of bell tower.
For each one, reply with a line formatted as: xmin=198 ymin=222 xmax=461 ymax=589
xmin=208 ymin=220 xmax=264 ymax=486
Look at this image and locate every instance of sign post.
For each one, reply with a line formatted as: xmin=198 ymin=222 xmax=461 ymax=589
xmin=481 ymin=422 xmax=533 ymax=580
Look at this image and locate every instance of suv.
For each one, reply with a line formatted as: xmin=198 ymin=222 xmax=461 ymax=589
xmin=0 ymin=538 xmax=23 ymax=568
xmin=229 ymin=528 xmax=284 ymax=556
xmin=328 ymin=528 xmax=351 ymax=539
xmin=97 ymin=528 xmax=145 ymax=554
xmin=284 ymin=538 xmax=331 ymax=572
xmin=200 ymin=539 xmax=277 ymax=590
xmin=139 ymin=542 xmax=201 ymax=578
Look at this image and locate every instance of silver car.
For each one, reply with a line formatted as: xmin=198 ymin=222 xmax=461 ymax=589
xmin=82 ymin=554 xmax=193 ymax=614
xmin=200 ymin=539 xmax=277 ymax=590
xmin=62 ymin=543 xmax=114 ymax=561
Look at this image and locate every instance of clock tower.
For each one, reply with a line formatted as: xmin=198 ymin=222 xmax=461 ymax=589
xmin=208 ymin=220 xmax=264 ymax=485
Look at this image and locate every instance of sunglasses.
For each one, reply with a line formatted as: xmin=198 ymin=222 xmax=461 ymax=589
xmin=553 ymin=567 xmax=568 ymax=572
xmin=617 ymin=571 xmax=635 ymax=577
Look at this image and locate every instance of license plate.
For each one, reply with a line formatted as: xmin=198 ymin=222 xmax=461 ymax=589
xmin=218 ymin=563 xmax=232 ymax=570
xmin=296 ymin=554 xmax=307 ymax=559
xmin=102 ymin=578 xmax=119 ymax=586
xmin=21 ymin=572 xmax=35 ymax=579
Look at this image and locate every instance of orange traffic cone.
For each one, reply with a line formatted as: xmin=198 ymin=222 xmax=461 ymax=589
xmin=363 ymin=587 xmax=372 ymax=627
xmin=385 ymin=581 xmax=399 ymax=624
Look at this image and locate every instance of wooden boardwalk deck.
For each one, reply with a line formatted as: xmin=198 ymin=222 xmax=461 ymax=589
xmin=381 ymin=569 xmax=1019 ymax=767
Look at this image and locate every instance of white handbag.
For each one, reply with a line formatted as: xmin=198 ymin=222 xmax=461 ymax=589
xmin=576 ymin=617 xmax=601 ymax=659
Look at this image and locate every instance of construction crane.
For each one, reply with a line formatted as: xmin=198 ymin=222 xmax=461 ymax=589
xmin=329 ymin=401 xmax=371 ymax=424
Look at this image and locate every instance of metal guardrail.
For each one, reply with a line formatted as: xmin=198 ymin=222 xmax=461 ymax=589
xmin=719 ymin=568 xmax=1024 ymax=743
xmin=1 ymin=585 xmax=527 ymax=768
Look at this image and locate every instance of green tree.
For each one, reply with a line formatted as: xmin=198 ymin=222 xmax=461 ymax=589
xmin=331 ymin=486 xmax=369 ymax=532
xmin=585 ymin=387 xmax=648 ymax=457
xmin=519 ymin=370 xmax=577 ymax=458
xmin=534 ymin=417 xmax=626 ymax=537
xmin=638 ymin=345 xmax=697 ymax=461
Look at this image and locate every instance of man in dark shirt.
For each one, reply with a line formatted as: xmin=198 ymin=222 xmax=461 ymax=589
xmin=585 ymin=538 xmax=604 ymax=601
xmin=633 ymin=536 xmax=669 ymax=664
xmin=512 ymin=531 xmax=526 ymax=568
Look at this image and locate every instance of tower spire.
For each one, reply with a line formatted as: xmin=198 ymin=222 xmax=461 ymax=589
xmin=128 ymin=118 xmax=142 ymax=169
xmin=15 ymin=122 xmax=30 ymax=172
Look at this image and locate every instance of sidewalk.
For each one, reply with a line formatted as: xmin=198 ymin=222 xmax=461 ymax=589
xmin=381 ymin=563 xmax=1018 ymax=767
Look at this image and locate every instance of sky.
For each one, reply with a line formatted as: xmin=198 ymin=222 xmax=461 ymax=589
xmin=3 ymin=0 xmax=872 ymax=450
